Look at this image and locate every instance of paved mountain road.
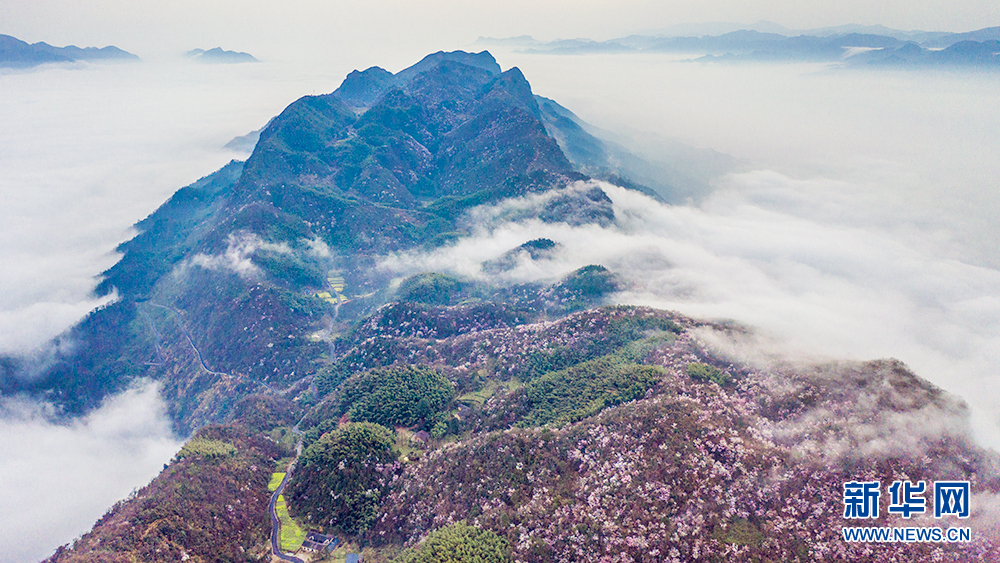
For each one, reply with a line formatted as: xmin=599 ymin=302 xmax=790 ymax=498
xmin=145 ymin=302 xmax=277 ymax=392
xmin=142 ymin=296 xmax=340 ymax=561
xmin=268 ymin=457 xmax=305 ymax=563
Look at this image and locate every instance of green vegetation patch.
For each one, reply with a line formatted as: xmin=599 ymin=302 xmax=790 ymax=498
xmin=396 ymin=522 xmax=511 ymax=563
xmin=287 ymin=422 xmax=399 ymax=534
xmin=339 ymin=364 xmax=454 ymax=429
xmin=315 ymin=361 xmax=353 ymax=397
xmin=514 ymin=312 xmax=680 ymax=382
xmin=267 ymin=426 xmax=299 ymax=453
xmin=456 ymin=378 xmax=523 ymax=408
xmin=482 ymin=238 xmax=559 ymax=274
xmin=519 ymin=356 xmax=664 ymax=427
xmin=541 ymin=264 xmax=623 ymax=315
xmin=518 ymin=346 xmax=587 ymax=382
xmin=275 ymin=456 xmax=297 ymax=472
xmin=275 ymin=494 xmax=307 ymax=552
xmin=605 ymin=313 xmax=682 ymax=343
xmin=176 ymin=438 xmax=237 ymax=461
xmin=714 ymin=518 xmax=765 ymax=547
xmin=556 ymin=264 xmax=618 ymax=298
xmin=397 ymin=272 xmax=464 ymax=305
xmin=268 ymin=472 xmax=286 ymax=492
xmin=252 ymin=248 xmax=325 ymax=288
xmin=231 ymin=394 xmax=300 ymax=433
xmin=686 ymin=362 xmax=731 ymax=386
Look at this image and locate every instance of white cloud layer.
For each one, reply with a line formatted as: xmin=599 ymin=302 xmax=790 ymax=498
xmin=380 ymin=176 xmax=1000 ymax=449
xmin=187 ymin=232 xmax=292 ymax=278
xmin=0 ymin=381 xmax=183 ymax=563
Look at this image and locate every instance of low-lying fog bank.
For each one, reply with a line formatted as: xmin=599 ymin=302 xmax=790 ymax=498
xmin=0 ymin=382 xmax=183 ymax=563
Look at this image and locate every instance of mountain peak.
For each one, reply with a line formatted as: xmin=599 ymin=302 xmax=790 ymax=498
xmin=10 ymin=47 xmax=609 ymax=444
xmin=479 ymin=66 xmax=542 ymax=119
xmin=234 ymin=50 xmax=575 ymax=224
xmin=333 ymin=66 xmax=396 ymax=108
xmin=395 ymin=49 xmax=501 ymax=82
xmin=186 ymin=47 xmax=258 ymax=63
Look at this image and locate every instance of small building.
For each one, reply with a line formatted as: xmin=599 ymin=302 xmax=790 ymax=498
xmin=345 ymin=554 xmax=362 ymax=563
xmin=301 ymin=531 xmax=334 ymax=552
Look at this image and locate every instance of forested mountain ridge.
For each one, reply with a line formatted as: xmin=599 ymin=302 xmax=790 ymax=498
xmin=45 ymin=305 xmax=1000 ymax=562
xmin=1 ymin=50 xmax=618 ymax=433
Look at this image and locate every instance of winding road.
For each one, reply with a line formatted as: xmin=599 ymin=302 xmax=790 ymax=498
xmin=142 ymin=301 xmax=310 ymax=560
xmin=268 ymin=294 xmax=342 ymax=561
xmin=268 ymin=429 xmax=305 ymax=563
xmin=142 ymin=287 xmax=344 ymax=561
xmin=145 ymin=302 xmax=277 ymax=393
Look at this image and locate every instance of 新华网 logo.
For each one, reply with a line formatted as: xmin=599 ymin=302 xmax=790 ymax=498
xmin=842 ymin=480 xmax=970 ymax=519
xmin=841 ymin=479 xmax=972 ymax=544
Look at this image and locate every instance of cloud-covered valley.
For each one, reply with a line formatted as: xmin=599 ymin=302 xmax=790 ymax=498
xmin=381 ymin=175 xmax=1000 ymax=449
xmin=0 ymin=382 xmax=182 ymax=563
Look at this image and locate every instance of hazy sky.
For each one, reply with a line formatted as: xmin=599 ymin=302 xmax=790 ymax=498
xmin=2 ymin=0 xmax=999 ymax=63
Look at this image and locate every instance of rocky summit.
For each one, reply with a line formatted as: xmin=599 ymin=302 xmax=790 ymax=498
xmin=3 ymin=50 xmax=997 ymax=562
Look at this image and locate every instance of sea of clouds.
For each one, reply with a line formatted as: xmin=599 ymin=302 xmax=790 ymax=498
xmin=495 ymin=53 xmax=1000 ymax=446
xmin=1 ymin=51 xmax=998 ymax=560
xmin=382 ymin=176 xmax=1000 ymax=444
xmin=0 ymin=381 xmax=182 ymax=563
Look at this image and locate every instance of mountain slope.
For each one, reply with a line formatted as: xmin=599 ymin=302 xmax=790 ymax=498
xmin=45 ymin=306 xmax=1000 ymax=562
xmin=0 ymin=50 xmax=615 ymax=433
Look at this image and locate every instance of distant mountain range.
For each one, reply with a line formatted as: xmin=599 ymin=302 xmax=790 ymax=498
xmin=0 ymin=34 xmax=139 ymax=67
xmin=631 ymin=20 xmax=997 ymax=43
xmin=476 ymin=25 xmax=1000 ymax=67
xmin=186 ymin=47 xmax=258 ymax=64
